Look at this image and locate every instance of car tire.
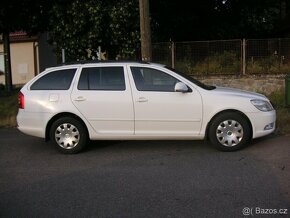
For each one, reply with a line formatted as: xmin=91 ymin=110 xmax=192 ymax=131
xmin=208 ymin=112 xmax=251 ymax=151
xmin=50 ymin=117 xmax=88 ymax=154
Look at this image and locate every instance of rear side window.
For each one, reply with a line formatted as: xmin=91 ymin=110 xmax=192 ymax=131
xmin=78 ymin=67 xmax=125 ymax=91
xmin=30 ymin=69 xmax=76 ymax=90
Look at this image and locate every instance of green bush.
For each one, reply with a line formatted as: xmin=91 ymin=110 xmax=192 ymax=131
xmin=265 ymin=89 xmax=290 ymax=135
xmin=0 ymin=91 xmax=18 ymax=127
xmin=176 ymin=51 xmax=241 ymax=75
xmin=0 ymin=84 xmax=5 ymax=91
xmin=247 ymin=55 xmax=290 ymax=74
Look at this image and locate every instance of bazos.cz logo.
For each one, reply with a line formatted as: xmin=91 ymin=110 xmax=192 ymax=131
xmin=242 ymin=207 xmax=288 ymax=216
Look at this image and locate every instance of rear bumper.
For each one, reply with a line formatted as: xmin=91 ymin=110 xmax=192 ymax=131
xmin=17 ymin=110 xmax=51 ymax=138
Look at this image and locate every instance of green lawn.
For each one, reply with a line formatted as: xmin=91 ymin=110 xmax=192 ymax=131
xmin=0 ymin=90 xmax=18 ymax=128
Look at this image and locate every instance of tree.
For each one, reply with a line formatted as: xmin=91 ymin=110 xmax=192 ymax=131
xmin=48 ymin=0 xmax=140 ymax=62
xmin=110 ymin=0 xmax=140 ymax=59
xmin=150 ymin=0 xmax=290 ymax=41
xmin=139 ymin=0 xmax=152 ymax=61
xmin=150 ymin=0 xmax=217 ymax=41
xmin=2 ymin=32 xmax=12 ymax=92
xmin=214 ymin=0 xmax=281 ymax=38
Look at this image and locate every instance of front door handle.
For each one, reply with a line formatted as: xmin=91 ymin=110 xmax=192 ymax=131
xmin=74 ymin=96 xmax=86 ymax=101
xmin=137 ymin=97 xmax=148 ymax=103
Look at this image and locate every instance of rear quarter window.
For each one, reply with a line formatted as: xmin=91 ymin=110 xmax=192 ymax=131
xmin=30 ymin=69 xmax=76 ymax=90
xmin=78 ymin=67 xmax=125 ymax=91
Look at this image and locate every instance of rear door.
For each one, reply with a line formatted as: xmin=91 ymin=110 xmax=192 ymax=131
xmin=71 ymin=65 xmax=134 ymax=135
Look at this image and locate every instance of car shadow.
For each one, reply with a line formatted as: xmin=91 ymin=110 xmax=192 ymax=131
xmin=84 ymin=139 xmax=214 ymax=154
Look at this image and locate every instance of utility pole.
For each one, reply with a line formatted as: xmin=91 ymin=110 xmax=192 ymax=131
xmin=139 ymin=0 xmax=152 ymax=62
xmin=3 ymin=32 xmax=12 ymax=92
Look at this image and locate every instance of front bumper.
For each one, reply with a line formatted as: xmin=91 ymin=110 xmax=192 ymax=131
xmin=246 ymin=110 xmax=276 ymax=139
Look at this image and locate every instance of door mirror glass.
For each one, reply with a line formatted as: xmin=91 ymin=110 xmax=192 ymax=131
xmin=174 ymin=82 xmax=188 ymax=93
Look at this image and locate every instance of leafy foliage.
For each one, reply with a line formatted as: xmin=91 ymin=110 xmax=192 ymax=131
xmin=150 ymin=0 xmax=290 ymax=41
xmin=1 ymin=0 xmax=290 ymax=63
xmin=0 ymin=0 xmax=53 ymax=33
xmin=48 ymin=0 xmax=140 ymax=62
xmin=109 ymin=1 xmax=140 ymax=59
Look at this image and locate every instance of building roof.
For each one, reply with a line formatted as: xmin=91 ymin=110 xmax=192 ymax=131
xmin=0 ymin=31 xmax=38 ymax=43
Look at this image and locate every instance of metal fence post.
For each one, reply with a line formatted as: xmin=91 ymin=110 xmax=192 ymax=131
xmin=61 ymin=49 xmax=65 ymax=64
xmin=242 ymin=39 xmax=246 ymax=75
xmin=97 ymin=46 xmax=102 ymax=60
xmin=171 ymin=41 xmax=175 ymax=69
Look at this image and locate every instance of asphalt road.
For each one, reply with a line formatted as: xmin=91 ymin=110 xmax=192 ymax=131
xmin=0 ymin=128 xmax=289 ymax=218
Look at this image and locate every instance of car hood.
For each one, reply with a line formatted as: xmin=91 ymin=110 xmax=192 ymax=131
xmin=212 ymin=86 xmax=267 ymax=100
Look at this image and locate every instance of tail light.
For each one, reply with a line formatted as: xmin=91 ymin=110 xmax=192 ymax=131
xmin=18 ymin=92 xmax=24 ymax=109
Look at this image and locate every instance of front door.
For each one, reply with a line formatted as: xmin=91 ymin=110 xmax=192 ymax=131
xmin=128 ymin=66 xmax=203 ymax=137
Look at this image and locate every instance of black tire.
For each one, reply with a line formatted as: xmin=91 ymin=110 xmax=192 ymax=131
xmin=50 ymin=117 xmax=88 ymax=154
xmin=208 ymin=112 xmax=251 ymax=151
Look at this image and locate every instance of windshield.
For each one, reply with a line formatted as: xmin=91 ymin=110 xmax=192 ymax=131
xmin=165 ymin=66 xmax=216 ymax=90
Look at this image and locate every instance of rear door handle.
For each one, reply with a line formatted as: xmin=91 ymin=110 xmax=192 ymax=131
xmin=137 ymin=97 xmax=148 ymax=102
xmin=74 ymin=96 xmax=86 ymax=101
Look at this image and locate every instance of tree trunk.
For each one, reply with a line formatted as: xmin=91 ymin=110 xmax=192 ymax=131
xmin=139 ymin=0 xmax=152 ymax=62
xmin=3 ymin=32 xmax=13 ymax=92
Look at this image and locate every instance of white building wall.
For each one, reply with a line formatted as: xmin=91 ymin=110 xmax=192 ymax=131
xmin=0 ymin=41 xmax=37 ymax=86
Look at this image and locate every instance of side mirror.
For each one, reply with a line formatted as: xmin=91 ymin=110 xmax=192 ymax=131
xmin=174 ymin=82 xmax=188 ymax=93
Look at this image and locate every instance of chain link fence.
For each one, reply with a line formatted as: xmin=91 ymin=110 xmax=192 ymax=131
xmin=152 ymin=38 xmax=290 ymax=75
xmin=246 ymin=38 xmax=290 ymax=74
xmin=152 ymin=42 xmax=172 ymax=66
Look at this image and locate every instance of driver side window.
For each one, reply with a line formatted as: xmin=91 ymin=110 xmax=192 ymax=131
xmin=131 ymin=67 xmax=179 ymax=92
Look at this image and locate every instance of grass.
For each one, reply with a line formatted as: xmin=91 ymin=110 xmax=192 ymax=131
xmin=266 ymin=89 xmax=290 ymax=135
xmin=0 ymin=88 xmax=289 ymax=135
xmin=275 ymin=108 xmax=290 ymax=135
xmin=247 ymin=56 xmax=290 ymax=74
xmin=175 ymin=51 xmax=241 ymax=75
xmin=172 ymin=53 xmax=290 ymax=75
xmin=0 ymin=90 xmax=18 ymax=128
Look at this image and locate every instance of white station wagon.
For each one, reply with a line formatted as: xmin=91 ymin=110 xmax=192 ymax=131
xmin=17 ymin=61 xmax=276 ymax=153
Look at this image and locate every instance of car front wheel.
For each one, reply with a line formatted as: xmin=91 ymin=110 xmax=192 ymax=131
xmin=209 ymin=112 xmax=251 ymax=151
xmin=50 ymin=117 xmax=88 ymax=154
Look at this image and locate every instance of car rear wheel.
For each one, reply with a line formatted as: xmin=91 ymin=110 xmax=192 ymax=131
xmin=50 ymin=117 xmax=88 ymax=154
xmin=209 ymin=112 xmax=251 ymax=151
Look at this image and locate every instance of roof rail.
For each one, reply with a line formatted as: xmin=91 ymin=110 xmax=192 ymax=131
xmin=55 ymin=60 xmax=150 ymax=67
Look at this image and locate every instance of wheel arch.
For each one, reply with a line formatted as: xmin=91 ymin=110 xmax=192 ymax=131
xmin=205 ymin=109 xmax=253 ymax=140
xmin=45 ymin=112 xmax=89 ymax=141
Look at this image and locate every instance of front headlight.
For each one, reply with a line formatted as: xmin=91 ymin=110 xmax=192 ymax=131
xmin=251 ymin=99 xmax=274 ymax=112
